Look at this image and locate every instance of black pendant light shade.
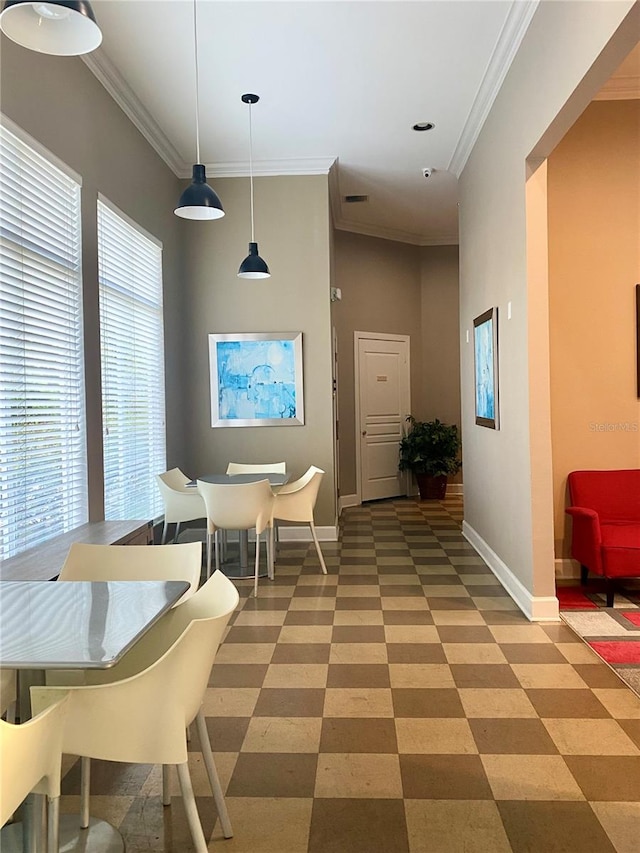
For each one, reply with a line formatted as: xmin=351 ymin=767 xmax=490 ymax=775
xmin=238 ymin=93 xmax=270 ymax=279
xmin=175 ymin=164 xmax=224 ymax=220
xmin=0 ymin=1 xmax=102 ymax=55
xmin=175 ymin=0 xmax=224 ymax=221
xmin=238 ymin=242 xmax=270 ymax=279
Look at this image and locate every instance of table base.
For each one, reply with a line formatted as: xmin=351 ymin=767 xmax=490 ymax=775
xmin=0 ymin=816 xmax=124 ymax=853
xmin=219 ymin=561 xmax=269 ymax=580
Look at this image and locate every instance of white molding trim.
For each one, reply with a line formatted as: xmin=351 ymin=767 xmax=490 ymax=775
xmin=82 ymin=50 xmax=184 ymax=176
xmin=333 ymin=218 xmax=459 ymax=248
xmin=462 ymin=520 xmax=560 ymax=622
xmin=555 ymin=558 xmax=581 ymax=579
xmin=339 ymin=494 xmax=360 ymax=513
xmin=202 ymin=157 xmax=336 ymax=180
xmin=276 ymin=525 xmax=338 ymax=542
xmin=448 ymin=0 xmax=539 ymax=176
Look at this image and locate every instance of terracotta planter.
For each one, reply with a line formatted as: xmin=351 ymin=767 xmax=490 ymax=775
xmin=415 ymin=473 xmax=448 ymax=500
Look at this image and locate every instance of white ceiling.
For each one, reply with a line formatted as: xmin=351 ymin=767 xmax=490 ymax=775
xmin=87 ymin=0 xmax=539 ymax=245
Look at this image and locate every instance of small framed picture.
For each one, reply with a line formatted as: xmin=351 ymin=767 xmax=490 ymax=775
xmin=473 ymin=308 xmax=499 ymax=429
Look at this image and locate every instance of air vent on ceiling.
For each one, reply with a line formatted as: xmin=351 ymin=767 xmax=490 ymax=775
xmin=344 ymin=194 xmax=369 ymax=203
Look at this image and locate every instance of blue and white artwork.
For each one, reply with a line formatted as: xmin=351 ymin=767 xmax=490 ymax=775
xmin=473 ymin=309 xmax=499 ymax=429
xmin=209 ymin=333 xmax=304 ymax=427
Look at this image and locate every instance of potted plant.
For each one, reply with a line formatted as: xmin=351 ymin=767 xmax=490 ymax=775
xmin=398 ymin=416 xmax=462 ymax=500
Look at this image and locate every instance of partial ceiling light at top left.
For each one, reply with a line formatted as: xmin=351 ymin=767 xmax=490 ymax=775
xmin=0 ymin=1 xmax=102 ymax=55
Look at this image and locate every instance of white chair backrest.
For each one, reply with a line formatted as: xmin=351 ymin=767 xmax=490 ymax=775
xmin=197 ymin=478 xmax=274 ymax=535
xmin=156 ymin=469 xmax=206 ymax=523
xmin=158 ymin=467 xmax=190 ymax=489
xmin=82 ymin=571 xmax=238 ymax=685
xmin=58 ymin=542 xmax=201 ymax=600
xmin=273 ymin=466 xmax=324 ymax=521
xmin=31 ymin=574 xmax=239 ymax=766
xmin=226 ymin=462 xmax=286 ymax=474
xmin=0 ymin=696 xmax=68 ymax=822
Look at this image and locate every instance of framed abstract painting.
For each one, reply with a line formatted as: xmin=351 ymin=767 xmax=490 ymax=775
xmin=208 ymin=332 xmax=304 ymax=427
xmin=473 ymin=308 xmax=499 ymax=429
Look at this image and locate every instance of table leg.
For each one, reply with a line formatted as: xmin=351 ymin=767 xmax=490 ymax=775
xmin=239 ymin=530 xmax=249 ymax=570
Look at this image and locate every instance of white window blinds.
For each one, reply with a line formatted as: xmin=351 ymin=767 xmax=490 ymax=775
xmin=97 ymin=198 xmax=165 ymax=520
xmin=0 ymin=120 xmax=87 ymax=560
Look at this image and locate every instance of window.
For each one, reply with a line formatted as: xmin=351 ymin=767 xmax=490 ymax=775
xmin=0 ymin=119 xmax=87 ymax=560
xmin=97 ymin=198 xmax=165 ymax=520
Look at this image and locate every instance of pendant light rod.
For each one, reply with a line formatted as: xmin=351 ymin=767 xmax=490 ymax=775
xmin=242 ymin=93 xmax=259 ymax=243
xmin=193 ymin=0 xmax=201 ymax=164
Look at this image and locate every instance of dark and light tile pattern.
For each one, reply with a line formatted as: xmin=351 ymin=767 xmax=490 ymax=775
xmin=60 ymin=497 xmax=640 ymax=851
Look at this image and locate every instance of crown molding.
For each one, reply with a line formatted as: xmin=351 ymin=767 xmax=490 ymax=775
xmin=448 ymin=0 xmax=539 ymax=177
xmin=82 ymin=49 xmax=184 ymax=176
xmin=333 ymin=219 xmax=458 ymax=248
xmin=195 ymin=157 xmax=337 ymax=181
xmin=594 ymin=76 xmax=640 ymax=100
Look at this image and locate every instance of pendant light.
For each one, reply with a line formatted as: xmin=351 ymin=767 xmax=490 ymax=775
xmin=174 ymin=0 xmax=224 ymax=221
xmin=0 ymin=1 xmax=102 ymax=55
xmin=238 ymin=94 xmax=270 ymax=279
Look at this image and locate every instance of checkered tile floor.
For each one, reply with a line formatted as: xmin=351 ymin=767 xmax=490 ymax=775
xmin=60 ymin=497 xmax=640 ymax=852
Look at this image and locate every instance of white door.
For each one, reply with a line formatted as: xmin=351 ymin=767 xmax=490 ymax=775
xmin=356 ymin=333 xmax=410 ymax=502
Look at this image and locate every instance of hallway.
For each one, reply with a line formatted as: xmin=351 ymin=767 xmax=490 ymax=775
xmin=60 ymin=497 xmax=640 ymax=851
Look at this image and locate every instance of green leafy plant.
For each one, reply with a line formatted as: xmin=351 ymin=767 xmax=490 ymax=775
xmin=398 ymin=416 xmax=462 ymax=477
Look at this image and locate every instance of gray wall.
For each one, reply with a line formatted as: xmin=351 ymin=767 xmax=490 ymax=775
xmin=180 ymin=174 xmax=337 ymax=526
xmin=458 ymin=0 xmax=638 ymax=614
xmin=0 ymin=35 xmax=183 ymax=520
xmin=333 ymin=230 xmax=460 ymax=497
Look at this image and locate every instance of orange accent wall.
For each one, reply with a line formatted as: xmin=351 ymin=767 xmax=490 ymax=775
xmin=548 ymin=99 xmax=640 ymax=560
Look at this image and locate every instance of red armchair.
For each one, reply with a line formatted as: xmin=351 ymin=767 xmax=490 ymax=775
xmin=566 ymin=469 xmax=640 ymax=607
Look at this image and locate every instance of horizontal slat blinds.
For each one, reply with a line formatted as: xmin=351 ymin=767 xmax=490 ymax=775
xmin=0 ymin=122 xmax=87 ymax=560
xmin=97 ymin=199 xmax=165 ymax=520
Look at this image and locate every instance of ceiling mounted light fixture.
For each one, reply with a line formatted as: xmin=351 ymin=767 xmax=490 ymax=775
xmin=238 ymin=94 xmax=270 ymax=279
xmin=412 ymin=122 xmax=435 ymax=132
xmin=174 ymin=0 xmax=224 ymax=221
xmin=0 ymin=0 xmax=102 ymax=55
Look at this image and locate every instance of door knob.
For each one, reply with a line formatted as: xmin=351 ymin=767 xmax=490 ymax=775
xmin=362 ymin=430 xmax=367 ymax=436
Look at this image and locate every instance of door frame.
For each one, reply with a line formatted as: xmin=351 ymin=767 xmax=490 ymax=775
xmin=354 ymin=331 xmax=411 ymax=504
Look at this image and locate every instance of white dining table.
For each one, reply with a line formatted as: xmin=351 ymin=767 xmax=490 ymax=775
xmin=0 ymin=579 xmax=189 ymax=853
xmin=192 ymin=472 xmax=288 ymax=577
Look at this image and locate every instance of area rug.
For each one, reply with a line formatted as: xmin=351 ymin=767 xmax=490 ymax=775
xmin=558 ymin=580 xmax=640 ymax=697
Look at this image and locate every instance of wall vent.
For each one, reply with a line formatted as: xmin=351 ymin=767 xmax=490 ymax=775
xmin=343 ymin=194 xmax=369 ymax=203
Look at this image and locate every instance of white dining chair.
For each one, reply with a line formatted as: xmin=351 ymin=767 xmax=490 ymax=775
xmin=0 ymin=696 xmax=69 ymax=853
xmin=197 ymin=478 xmax=275 ymax=595
xmin=271 ymin=465 xmax=328 ymax=574
xmin=31 ymin=571 xmax=239 ymax=852
xmin=156 ymin=468 xmax=207 ymax=544
xmin=51 ymin=540 xmax=202 ymax=826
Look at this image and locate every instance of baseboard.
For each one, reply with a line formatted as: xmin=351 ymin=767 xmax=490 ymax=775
xmin=176 ymin=525 xmax=339 ymax=543
xmin=555 ymin=558 xmax=581 ymax=579
xmin=447 ymin=483 xmax=464 ymax=496
xmin=339 ymin=494 xmax=360 ymax=512
xmin=462 ymin=521 xmax=560 ymax=622
xmin=276 ymin=525 xmax=339 ymax=542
